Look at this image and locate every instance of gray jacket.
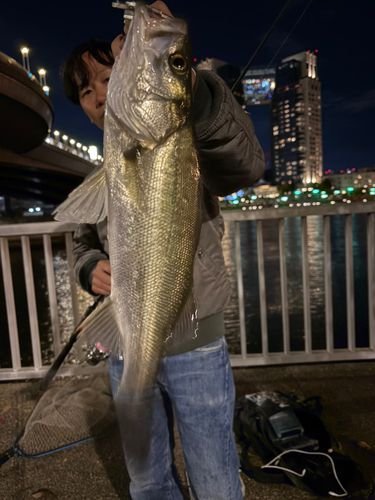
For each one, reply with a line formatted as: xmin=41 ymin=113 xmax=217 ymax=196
xmin=73 ymin=70 xmax=265 ymax=355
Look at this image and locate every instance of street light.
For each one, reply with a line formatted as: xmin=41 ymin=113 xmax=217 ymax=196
xmin=53 ymin=130 xmax=60 ymax=138
xmin=69 ymin=139 xmax=76 ymax=146
xmin=38 ymin=68 xmax=47 ymax=86
xmin=76 ymin=142 xmax=82 ymax=149
xmin=42 ymin=85 xmax=50 ymax=95
xmin=62 ymin=135 xmax=68 ymax=143
xmin=82 ymin=146 xmax=88 ymax=152
xmin=88 ymin=146 xmax=98 ymax=160
xmin=20 ymin=46 xmax=31 ymax=74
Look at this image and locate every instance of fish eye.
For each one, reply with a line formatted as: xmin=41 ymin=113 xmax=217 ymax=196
xmin=169 ymin=54 xmax=188 ymax=72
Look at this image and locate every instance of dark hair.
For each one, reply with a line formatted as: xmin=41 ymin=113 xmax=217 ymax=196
xmin=61 ymin=39 xmax=114 ymax=105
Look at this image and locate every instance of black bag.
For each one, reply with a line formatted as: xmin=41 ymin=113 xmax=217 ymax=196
xmin=234 ymin=391 xmax=372 ymax=498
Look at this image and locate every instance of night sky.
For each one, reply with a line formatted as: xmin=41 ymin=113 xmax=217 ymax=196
xmin=1 ymin=0 xmax=373 ymax=173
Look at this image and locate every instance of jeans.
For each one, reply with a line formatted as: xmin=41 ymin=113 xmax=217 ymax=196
xmin=108 ymin=336 xmax=243 ymax=500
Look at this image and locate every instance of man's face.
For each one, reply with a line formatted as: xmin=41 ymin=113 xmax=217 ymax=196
xmin=77 ymin=52 xmax=112 ymax=130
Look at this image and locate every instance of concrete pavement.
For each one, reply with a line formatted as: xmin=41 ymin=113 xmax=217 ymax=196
xmin=1 ymin=361 xmax=374 ymax=499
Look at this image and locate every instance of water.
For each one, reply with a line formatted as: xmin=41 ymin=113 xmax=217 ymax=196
xmin=0 ymin=214 xmax=371 ymax=367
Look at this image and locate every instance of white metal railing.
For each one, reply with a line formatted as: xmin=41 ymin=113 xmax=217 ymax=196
xmin=1 ymin=203 xmax=375 ymax=381
xmin=0 ymin=221 xmax=104 ymax=380
xmin=223 ymin=202 xmax=375 ymax=366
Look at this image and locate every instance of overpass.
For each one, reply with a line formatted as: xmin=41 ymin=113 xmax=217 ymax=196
xmin=0 ymin=51 xmax=96 ymax=205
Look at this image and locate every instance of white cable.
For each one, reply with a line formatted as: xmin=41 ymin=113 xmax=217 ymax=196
xmin=261 ymin=449 xmax=348 ymax=497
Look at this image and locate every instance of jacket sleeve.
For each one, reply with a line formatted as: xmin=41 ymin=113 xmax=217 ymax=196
xmin=193 ymin=70 xmax=265 ymax=197
xmin=73 ymin=223 xmax=109 ymax=295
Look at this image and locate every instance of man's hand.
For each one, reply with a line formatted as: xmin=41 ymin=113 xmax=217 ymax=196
xmin=111 ymin=2 xmax=174 ymax=57
xmin=92 ymin=260 xmax=111 ymax=295
xmin=111 ymin=2 xmax=195 ymax=87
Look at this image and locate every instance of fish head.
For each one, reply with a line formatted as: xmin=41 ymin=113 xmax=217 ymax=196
xmin=106 ymin=2 xmax=192 ymax=150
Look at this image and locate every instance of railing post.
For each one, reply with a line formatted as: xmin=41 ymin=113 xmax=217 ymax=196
xmin=301 ymin=216 xmax=312 ymax=353
xmin=235 ymin=221 xmax=247 ymax=359
xmin=0 ymin=237 xmax=21 ymax=371
xmin=345 ymin=214 xmax=355 ymax=351
xmin=324 ymin=216 xmax=334 ymax=352
xmin=279 ymin=218 xmax=290 ymax=354
xmin=257 ymin=221 xmax=268 ymax=355
xmin=21 ymin=236 xmax=42 ymax=370
xmin=367 ymin=213 xmax=375 ymax=350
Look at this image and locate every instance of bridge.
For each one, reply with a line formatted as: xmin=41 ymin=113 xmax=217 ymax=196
xmin=0 ymin=51 xmax=97 ymax=204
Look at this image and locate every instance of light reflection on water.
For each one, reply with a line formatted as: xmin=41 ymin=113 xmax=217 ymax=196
xmin=0 ymin=214 xmax=370 ymax=367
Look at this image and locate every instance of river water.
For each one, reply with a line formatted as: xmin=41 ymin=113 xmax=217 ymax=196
xmin=0 ymin=213 xmax=370 ymax=368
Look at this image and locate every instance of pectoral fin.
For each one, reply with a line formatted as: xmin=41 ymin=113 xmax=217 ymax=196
xmin=53 ymin=167 xmax=108 ymax=224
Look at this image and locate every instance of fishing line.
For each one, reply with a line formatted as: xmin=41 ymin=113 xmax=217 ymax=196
xmin=231 ymin=0 xmax=295 ymax=92
xmin=257 ymin=0 xmax=315 ymax=82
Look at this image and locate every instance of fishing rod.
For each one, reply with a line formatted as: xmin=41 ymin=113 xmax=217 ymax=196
xmin=38 ymin=294 xmax=105 ymax=393
xmin=231 ymin=0 xmax=296 ymax=92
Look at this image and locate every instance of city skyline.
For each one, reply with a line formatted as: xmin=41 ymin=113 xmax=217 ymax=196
xmin=0 ymin=0 xmax=373 ymax=173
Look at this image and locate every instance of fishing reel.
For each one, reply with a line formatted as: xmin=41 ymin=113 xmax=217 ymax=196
xmin=79 ymin=343 xmax=111 ymax=366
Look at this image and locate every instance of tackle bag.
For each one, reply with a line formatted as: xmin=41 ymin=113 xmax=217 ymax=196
xmin=234 ymin=391 xmax=372 ymax=498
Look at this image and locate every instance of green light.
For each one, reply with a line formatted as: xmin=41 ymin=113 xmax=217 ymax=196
xmin=334 ymin=190 xmax=340 ymax=195
xmin=251 ymin=195 xmax=257 ymax=200
xmin=321 ymin=194 xmax=328 ymax=199
xmin=312 ymin=189 xmax=320 ymax=194
xmin=294 ymin=190 xmax=301 ymax=195
xmin=347 ymin=187 xmax=354 ymax=192
xmin=281 ymin=196 xmax=288 ymax=202
xmin=232 ymin=200 xmax=239 ymax=205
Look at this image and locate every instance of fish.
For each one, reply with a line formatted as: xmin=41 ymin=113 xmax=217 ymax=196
xmin=54 ymin=2 xmax=200 ymax=396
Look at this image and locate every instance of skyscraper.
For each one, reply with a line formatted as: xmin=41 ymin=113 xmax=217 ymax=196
xmin=271 ymin=51 xmax=323 ymax=184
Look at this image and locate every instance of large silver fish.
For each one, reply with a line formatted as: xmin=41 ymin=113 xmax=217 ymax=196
xmin=54 ymin=3 xmax=200 ymax=395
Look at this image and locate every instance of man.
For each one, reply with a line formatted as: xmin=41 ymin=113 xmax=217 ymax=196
xmin=61 ymin=2 xmax=264 ymax=498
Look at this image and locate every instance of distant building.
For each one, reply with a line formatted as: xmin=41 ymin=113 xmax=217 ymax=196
xmin=271 ymin=51 xmax=323 ymax=185
xmin=242 ymin=68 xmax=276 ymax=106
xmin=253 ymin=184 xmax=279 ymax=198
xmin=323 ymin=168 xmax=375 ymax=190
